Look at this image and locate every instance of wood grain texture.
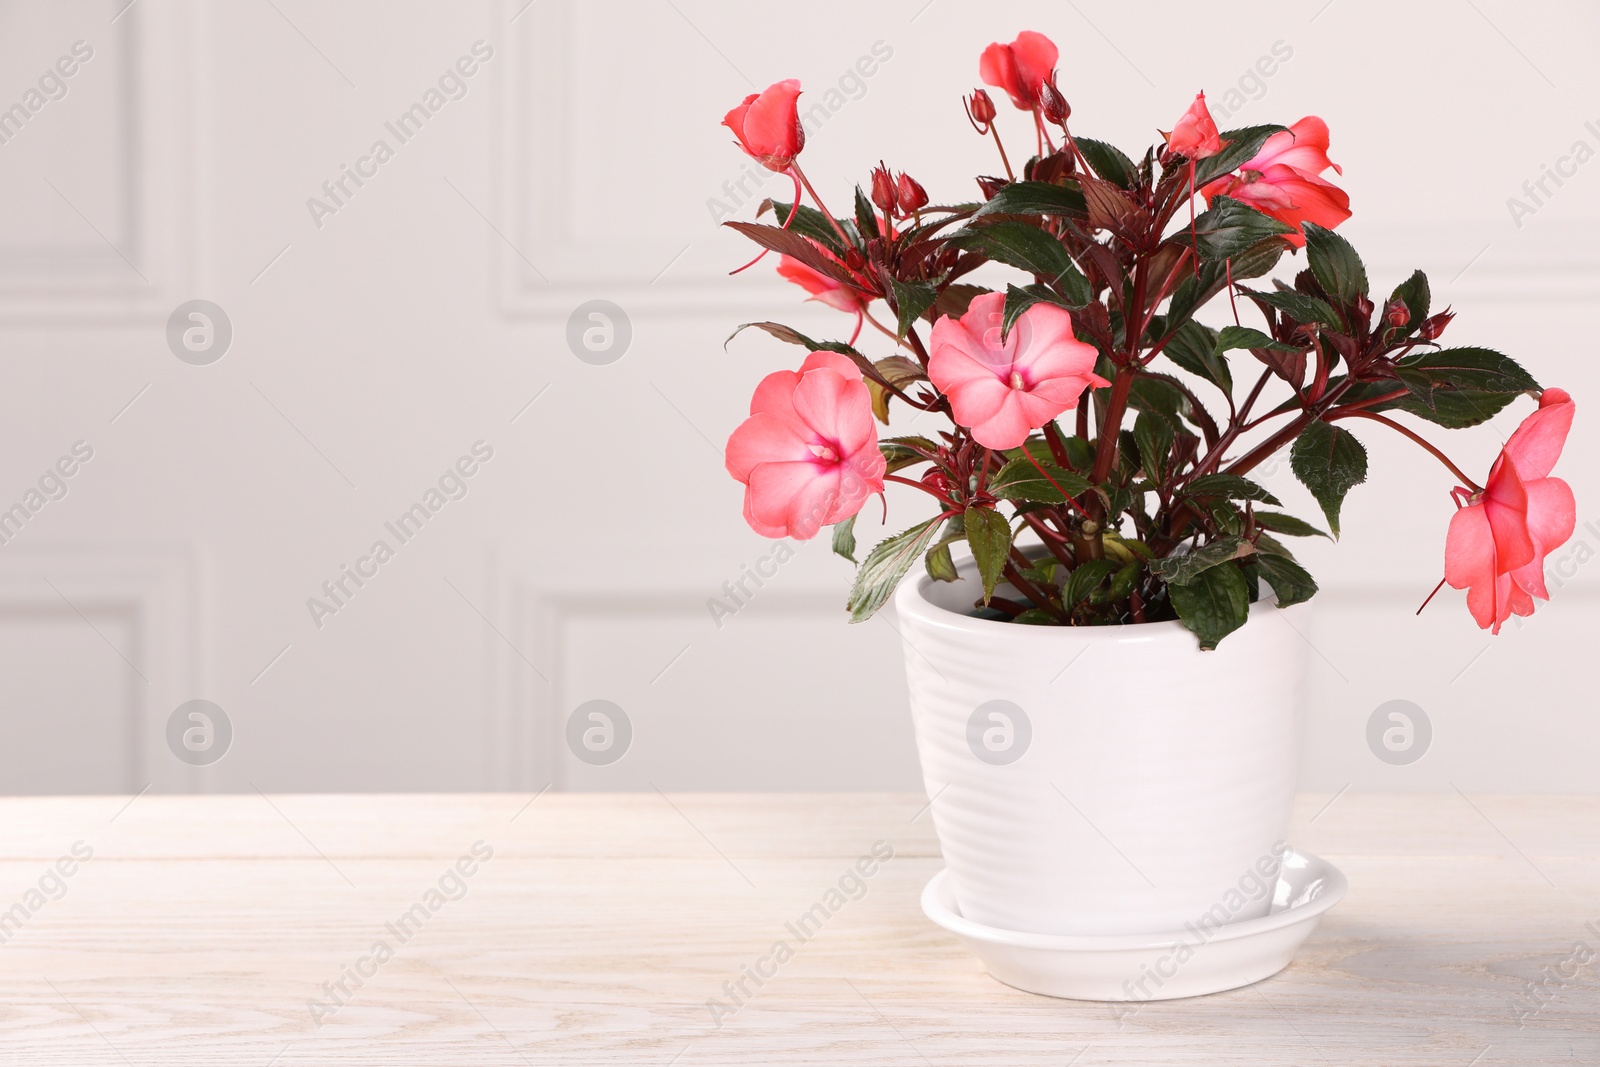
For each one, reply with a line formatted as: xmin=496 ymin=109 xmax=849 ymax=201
xmin=0 ymin=792 xmax=1597 ymax=1065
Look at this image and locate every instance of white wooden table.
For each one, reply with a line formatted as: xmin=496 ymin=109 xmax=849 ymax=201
xmin=0 ymin=792 xmax=1596 ymax=1065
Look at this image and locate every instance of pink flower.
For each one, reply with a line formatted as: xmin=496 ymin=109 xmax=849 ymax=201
xmin=928 ymin=292 xmax=1107 ymax=450
xmin=978 ymin=31 xmax=1059 ymax=111
xmin=723 ymin=80 xmax=805 ymax=172
xmin=726 ymin=351 xmax=886 ymax=540
xmin=1165 ymin=92 xmax=1225 ymax=160
xmin=1199 ymin=116 xmax=1351 ymax=246
xmin=776 ymin=254 xmax=864 ymax=315
xmin=1444 ymin=389 xmax=1576 ymax=632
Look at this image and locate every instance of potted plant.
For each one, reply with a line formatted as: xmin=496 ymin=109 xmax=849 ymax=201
xmin=718 ymin=30 xmax=1576 ymax=992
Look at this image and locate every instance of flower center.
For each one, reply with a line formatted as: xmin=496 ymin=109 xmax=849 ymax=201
xmin=1008 ymin=370 xmax=1026 ymax=391
xmin=1240 ymin=168 xmax=1262 ymax=184
xmin=809 ymin=442 xmax=839 ymax=463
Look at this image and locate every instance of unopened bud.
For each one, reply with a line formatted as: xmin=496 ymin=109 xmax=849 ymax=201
xmin=1039 ymin=73 xmax=1070 ymax=127
xmin=1353 ymin=293 xmax=1375 ymax=322
xmin=966 ymin=89 xmax=997 ymax=132
xmin=976 ymin=175 xmax=1009 ymax=199
xmin=1420 ymin=309 xmax=1455 ymax=340
xmin=870 ymin=163 xmax=896 ymax=216
xmin=896 ymin=173 xmax=928 ymax=215
xmin=1384 ymin=299 xmax=1411 ymax=329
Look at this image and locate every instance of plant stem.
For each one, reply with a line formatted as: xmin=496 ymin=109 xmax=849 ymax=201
xmin=990 ymin=127 xmax=1015 ymax=181
xmin=1332 ymin=409 xmax=1482 ymax=490
xmin=790 ymin=161 xmax=854 ymax=250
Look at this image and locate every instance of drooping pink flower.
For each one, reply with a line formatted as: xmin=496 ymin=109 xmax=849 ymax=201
xmin=726 ymin=351 xmax=885 ymax=540
xmin=1164 ymin=92 xmax=1225 ymax=160
xmin=1199 ymin=116 xmax=1351 ymax=246
xmin=978 ymin=31 xmax=1059 ymax=111
xmin=1444 ymin=389 xmax=1576 ymax=632
xmin=723 ymin=80 xmax=805 ymax=172
xmin=776 ymin=255 xmax=864 ymax=315
xmin=928 ymin=292 xmax=1107 ymax=450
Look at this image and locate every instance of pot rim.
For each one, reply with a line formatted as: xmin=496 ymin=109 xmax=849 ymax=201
xmin=894 ymin=544 xmax=1292 ymax=641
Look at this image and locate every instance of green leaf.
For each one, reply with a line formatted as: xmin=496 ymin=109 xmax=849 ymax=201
xmin=854 ymin=185 xmax=880 ymax=241
xmin=1164 ymin=237 xmax=1291 ymax=329
xmin=971 ymin=180 xmax=1088 ymax=221
xmin=1192 ymin=125 xmax=1286 ymax=187
xmin=889 ymin=277 xmax=939 ymax=338
xmin=964 ymin=506 xmax=1013 ymax=604
xmin=1169 ymin=561 xmax=1252 ymax=649
xmin=1255 ymin=552 xmax=1318 ymax=607
xmin=764 ymin=200 xmax=851 ymax=257
xmin=831 ymin=516 xmax=857 ymax=563
xmin=1390 ymin=269 xmax=1430 ymax=329
xmin=723 ymin=222 xmax=859 ymax=286
xmin=1290 ymin=420 xmax=1368 ymax=538
xmin=1301 ymin=222 xmax=1368 ymax=303
xmin=1133 ymin=411 xmax=1175 ymax=481
xmin=1160 ymin=321 xmax=1232 ymax=394
xmin=1215 ymin=324 xmax=1301 ymax=357
xmin=847 ymin=518 xmax=945 ymax=622
xmin=1013 ymin=608 xmax=1058 ymax=624
xmin=1245 ymin=288 xmax=1341 ymax=330
xmin=1077 ymin=138 xmax=1139 ymax=188
xmin=1064 ymin=559 xmax=1119 ymax=609
xmin=880 ymin=436 xmax=934 ymax=474
xmin=1189 ymin=197 xmax=1295 ymax=262
xmin=1003 ymin=284 xmax=1075 ymax=338
xmin=1339 ymin=347 xmax=1539 ymax=429
xmin=988 ymin=457 xmax=1092 ymax=503
xmin=949 ymin=223 xmax=1092 ymax=305
xmin=1107 ymin=560 xmax=1142 ymax=602
xmin=1150 ymin=536 xmax=1255 ymax=586
xmin=1253 ymin=511 xmax=1329 ymax=539
xmin=1185 ymin=474 xmax=1282 ymax=507
xmin=924 ymin=541 xmax=959 ymax=581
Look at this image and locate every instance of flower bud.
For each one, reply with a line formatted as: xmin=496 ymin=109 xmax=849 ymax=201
xmin=1038 ymin=72 xmax=1070 ymax=127
xmin=976 ymin=175 xmax=1009 ymax=199
xmin=1384 ymin=299 xmax=1411 ymax=329
xmin=1420 ymin=309 xmax=1455 ymax=340
xmin=965 ymin=89 xmax=997 ymax=132
xmin=1353 ymin=293 xmax=1375 ymax=323
xmin=870 ymin=163 xmax=896 ymax=216
xmin=896 ymin=173 xmax=929 ymax=215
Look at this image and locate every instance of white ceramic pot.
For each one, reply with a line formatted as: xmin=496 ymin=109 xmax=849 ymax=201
xmin=894 ymin=551 xmax=1310 ymax=937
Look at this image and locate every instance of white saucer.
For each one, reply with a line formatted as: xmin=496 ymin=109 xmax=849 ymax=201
xmin=921 ymin=848 xmax=1347 ymax=1001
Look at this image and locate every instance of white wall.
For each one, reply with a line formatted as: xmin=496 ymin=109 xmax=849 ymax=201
xmin=0 ymin=0 xmax=1595 ymax=794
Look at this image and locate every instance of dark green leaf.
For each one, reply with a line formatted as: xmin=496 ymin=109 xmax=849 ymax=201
xmin=1013 ymin=608 xmax=1058 ymax=624
xmin=1134 ymin=411 xmax=1175 ymax=481
xmin=1185 ymin=474 xmax=1282 ymax=507
xmin=764 ymin=200 xmax=850 ymax=256
xmin=1064 ymin=559 xmax=1119 ymax=608
xmin=971 ymin=180 xmax=1088 ymax=221
xmin=854 ymin=185 xmax=880 ymax=240
xmin=880 ymin=436 xmax=935 ymax=475
xmin=964 ymin=506 xmax=1013 ymax=604
xmin=1107 ymin=560 xmax=1141 ymax=602
xmin=1290 ymin=420 xmax=1368 ymax=538
xmin=831 ymin=516 xmax=857 ymax=563
xmin=1301 ymin=222 xmax=1368 ymax=303
xmin=1255 ymin=552 xmax=1318 ymax=607
xmin=1216 ymin=324 xmax=1301 ymax=356
xmin=1003 ymin=284 xmax=1075 ymax=338
xmin=847 ymin=518 xmax=945 ymax=622
xmin=723 ymin=222 xmax=858 ymax=286
xmin=1192 ymin=125 xmax=1286 ymax=187
xmin=1253 ymin=511 xmax=1329 ymax=539
xmin=1150 ymin=536 xmax=1255 ymax=585
xmin=1189 ymin=197 xmax=1295 ymax=262
xmin=1077 ymin=138 xmax=1139 ymax=188
xmin=988 ymin=456 xmax=1092 ymax=503
xmin=888 ymin=277 xmax=938 ymax=338
xmin=932 ymin=283 xmax=989 ymax=322
xmin=1160 ymin=321 xmax=1232 ymax=393
xmin=1169 ymin=561 xmax=1251 ymax=649
xmin=949 ymin=223 xmax=1092 ymax=305
xmin=1244 ymin=288 xmax=1341 ymax=330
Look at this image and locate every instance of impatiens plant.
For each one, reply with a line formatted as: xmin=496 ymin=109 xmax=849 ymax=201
xmin=720 ymin=30 xmax=1577 ymax=648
